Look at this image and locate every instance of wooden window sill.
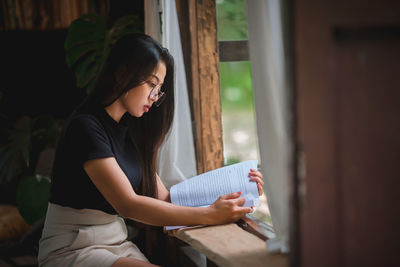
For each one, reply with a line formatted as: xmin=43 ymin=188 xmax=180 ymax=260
xmin=167 ymin=219 xmax=288 ymax=267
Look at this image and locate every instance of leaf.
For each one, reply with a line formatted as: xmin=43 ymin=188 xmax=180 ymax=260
xmin=65 ymin=14 xmax=107 ymax=91
xmin=4 ymin=156 xmax=18 ymax=182
xmin=85 ymin=77 xmax=98 ymax=95
xmin=16 ymin=174 xmax=51 ymax=225
xmin=110 ymin=15 xmax=143 ymax=42
xmin=10 ymin=116 xmax=32 ymax=167
xmin=0 ymin=116 xmax=34 ymax=184
xmin=74 ymin=51 xmax=99 ymax=88
xmin=0 ymin=146 xmax=9 ymax=166
xmin=65 ymin=14 xmax=107 ymax=51
xmin=65 ymin=13 xmax=142 ymax=95
xmin=65 ymin=42 xmax=100 ymax=67
xmin=42 ymin=121 xmax=63 ymax=148
xmin=111 ymin=28 xmax=141 ymax=45
xmin=112 ymin=14 xmax=142 ymax=31
xmin=0 ymin=149 xmax=12 ymax=182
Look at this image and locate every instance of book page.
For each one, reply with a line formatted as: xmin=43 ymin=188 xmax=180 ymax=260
xmin=170 ymin=160 xmax=259 ymax=208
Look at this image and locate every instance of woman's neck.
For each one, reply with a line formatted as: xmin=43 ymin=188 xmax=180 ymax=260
xmin=104 ymin=99 xmax=126 ymax=123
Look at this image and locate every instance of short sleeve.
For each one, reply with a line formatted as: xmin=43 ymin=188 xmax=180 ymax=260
xmin=65 ymin=114 xmax=115 ymax=165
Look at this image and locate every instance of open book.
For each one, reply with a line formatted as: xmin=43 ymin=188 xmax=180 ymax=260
xmin=166 ymin=160 xmax=260 ymax=230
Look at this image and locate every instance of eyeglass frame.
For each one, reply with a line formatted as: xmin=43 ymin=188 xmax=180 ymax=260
xmin=145 ymin=80 xmax=165 ymax=107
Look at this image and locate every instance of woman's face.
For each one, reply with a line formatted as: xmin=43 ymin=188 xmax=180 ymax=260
xmin=122 ymin=61 xmax=167 ymax=117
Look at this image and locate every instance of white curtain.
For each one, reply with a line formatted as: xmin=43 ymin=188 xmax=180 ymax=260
xmin=246 ymin=0 xmax=292 ymax=253
xmin=145 ymin=0 xmax=197 ymax=189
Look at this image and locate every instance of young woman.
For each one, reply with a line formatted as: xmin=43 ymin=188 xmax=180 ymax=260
xmin=38 ymin=33 xmax=264 ymax=267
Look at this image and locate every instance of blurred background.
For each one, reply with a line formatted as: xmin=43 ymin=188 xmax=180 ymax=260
xmin=1 ymin=0 xmax=400 ymax=266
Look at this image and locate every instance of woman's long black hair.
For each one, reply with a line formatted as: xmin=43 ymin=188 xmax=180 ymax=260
xmin=78 ymin=33 xmax=175 ymax=198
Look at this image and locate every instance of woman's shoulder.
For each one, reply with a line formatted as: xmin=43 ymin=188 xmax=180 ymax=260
xmin=65 ymin=110 xmax=105 ymax=135
xmin=70 ymin=112 xmax=100 ymax=124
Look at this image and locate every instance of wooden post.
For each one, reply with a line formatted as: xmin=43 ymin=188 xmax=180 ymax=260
xmin=178 ymin=0 xmax=224 ymax=174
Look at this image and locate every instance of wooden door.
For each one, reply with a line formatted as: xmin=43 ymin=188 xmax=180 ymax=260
xmin=294 ymin=1 xmax=400 ymax=266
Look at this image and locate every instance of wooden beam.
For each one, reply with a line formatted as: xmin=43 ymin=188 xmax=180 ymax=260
xmin=175 ymin=0 xmax=194 ymax=119
xmin=219 ymin=40 xmax=249 ymax=62
xmin=177 ymin=0 xmax=224 ymax=173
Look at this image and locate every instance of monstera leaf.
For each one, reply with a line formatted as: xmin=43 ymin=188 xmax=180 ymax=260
xmin=65 ymin=13 xmax=142 ymax=94
xmin=0 ymin=116 xmax=32 ymax=184
xmin=0 ymin=115 xmax=63 ymax=184
xmin=16 ymin=175 xmax=51 ymax=225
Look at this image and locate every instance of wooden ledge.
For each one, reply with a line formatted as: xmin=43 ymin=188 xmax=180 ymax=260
xmin=236 ymin=215 xmax=276 ymax=241
xmin=168 ymin=223 xmax=288 ymax=267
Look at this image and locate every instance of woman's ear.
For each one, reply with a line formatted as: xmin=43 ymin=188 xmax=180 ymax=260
xmin=124 ymin=90 xmax=130 ymax=99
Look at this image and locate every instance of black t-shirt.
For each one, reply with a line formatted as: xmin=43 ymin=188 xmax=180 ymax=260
xmin=49 ymin=105 xmax=142 ymax=214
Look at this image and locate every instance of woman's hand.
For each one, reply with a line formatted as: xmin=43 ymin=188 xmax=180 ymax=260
xmin=207 ymin=192 xmax=253 ymax=225
xmin=249 ymin=168 xmax=264 ymax=196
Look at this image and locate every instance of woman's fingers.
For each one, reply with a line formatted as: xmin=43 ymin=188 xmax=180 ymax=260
xmin=237 ymin=206 xmax=253 ymax=217
xmin=233 ymin=196 xmax=246 ymax=206
xmin=249 ymin=168 xmax=264 ymax=196
xmin=250 ymin=176 xmax=264 ymax=195
xmin=219 ymin=191 xmax=242 ymax=200
xmin=231 ymin=198 xmax=253 ymax=218
xmin=210 ymin=193 xmax=253 ymax=224
xmin=249 ymin=176 xmax=264 ymax=187
xmin=257 ymin=183 xmax=263 ymax=196
xmin=249 ymin=169 xmax=263 ymax=180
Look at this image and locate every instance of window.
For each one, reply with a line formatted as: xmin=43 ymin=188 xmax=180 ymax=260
xmin=216 ymin=0 xmax=271 ymax=225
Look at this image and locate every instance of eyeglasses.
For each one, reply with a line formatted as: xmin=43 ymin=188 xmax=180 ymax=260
xmin=146 ymin=81 xmax=166 ymax=107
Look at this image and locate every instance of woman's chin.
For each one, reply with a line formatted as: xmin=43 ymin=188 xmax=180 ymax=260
xmin=128 ymin=111 xmax=143 ymax=118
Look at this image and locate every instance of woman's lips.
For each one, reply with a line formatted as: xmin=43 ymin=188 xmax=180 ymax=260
xmin=144 ymin=105 xmax=150 ymax=112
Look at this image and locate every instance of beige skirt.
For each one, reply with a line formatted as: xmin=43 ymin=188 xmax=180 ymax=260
xmin=38 ymin=203 xmax=149 ymax=267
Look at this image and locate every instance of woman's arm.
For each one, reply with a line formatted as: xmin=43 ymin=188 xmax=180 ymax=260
xmin=83 ymin=157 xmax=252 ymax=227
xmin=155 ymin=174 xmax=170 ymax=202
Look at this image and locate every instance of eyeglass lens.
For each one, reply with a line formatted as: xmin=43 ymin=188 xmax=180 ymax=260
xmin=149 ymin=85 xmax=165 ymax=107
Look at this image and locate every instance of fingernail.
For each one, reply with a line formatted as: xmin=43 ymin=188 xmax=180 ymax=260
xmin=237 ymin=191 xmax=242 ymax=195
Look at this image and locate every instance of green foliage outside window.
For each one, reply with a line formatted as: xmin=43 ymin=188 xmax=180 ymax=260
xmin=216 ymin=0 xmax=248 ymax=41
xmin=219 ymin=61 xmax=254 ymax=112
xmin=216 ymin=0 xmax=257 ymax=163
